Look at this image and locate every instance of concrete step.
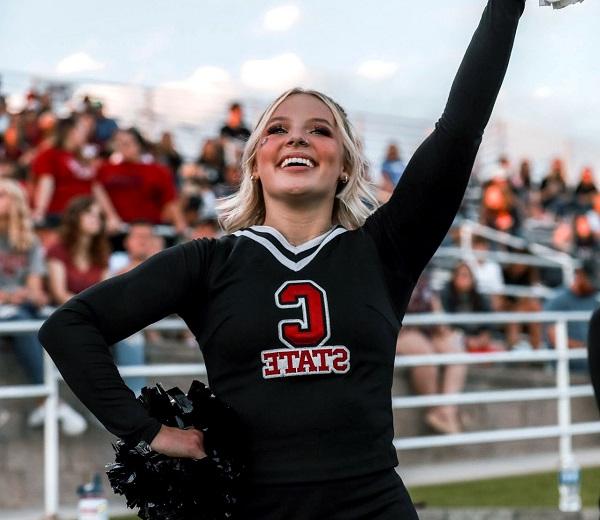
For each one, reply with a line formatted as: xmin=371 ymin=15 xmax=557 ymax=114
xmin=399 ymin=447 xmax=600 ymax=487
xmin=391 ymin=365 xmax=599 ymax=467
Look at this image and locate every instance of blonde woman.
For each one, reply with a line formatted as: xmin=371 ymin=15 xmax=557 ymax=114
xmin=0 ymin=179 xmax=86 ymax=435
xmin=39 ymin=1 xmax=526 ymax=517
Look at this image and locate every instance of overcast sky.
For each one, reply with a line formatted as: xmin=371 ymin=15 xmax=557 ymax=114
xmin=1 ymin=0 xmax=598 ymax=144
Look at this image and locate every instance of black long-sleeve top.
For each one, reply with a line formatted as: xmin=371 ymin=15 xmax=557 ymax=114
xmin=39 ymin=0 xmax=525 ymax=484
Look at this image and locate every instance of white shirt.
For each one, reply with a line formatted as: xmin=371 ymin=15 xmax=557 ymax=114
xmin=469 ymin=259 xmax=505 ymax=295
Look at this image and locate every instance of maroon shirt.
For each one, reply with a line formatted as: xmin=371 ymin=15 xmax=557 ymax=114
xmin=96 ymin=161 xmax=177 ymax=223
xmin=46 ymin=241 xmax=105 ymax=295
xmin=31 ymin=147 xmax=95 ymax=215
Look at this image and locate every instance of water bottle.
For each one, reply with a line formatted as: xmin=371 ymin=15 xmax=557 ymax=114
xmin=558 ymin=456 xmax=582 ymax=512
xmin=77 ymin=473 xmax=109 ymax=520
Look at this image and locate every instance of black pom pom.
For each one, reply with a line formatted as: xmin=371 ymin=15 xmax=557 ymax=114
xmin=106 ymin=381 xmax=245 ymax=519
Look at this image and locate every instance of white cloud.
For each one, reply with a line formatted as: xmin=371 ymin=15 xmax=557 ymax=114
xmin=55 ymin=52 xmax=105 ymax=75
xmin=163 ymin=66 xmax=232 ymax=92
xmin=157 ymin=66 xmax=238 ymax=125
xmin=356 ymin=60 xmax=399 ymax=81
xmin=131 ymin=30 xmax=173 ymax=62
xmin=241 ymin=53 xmax=306 ymax=91
xmin=533 ymin=86 xmax=554 ymax=99
xmin=263 ymin=5 xmax=300 ymax=32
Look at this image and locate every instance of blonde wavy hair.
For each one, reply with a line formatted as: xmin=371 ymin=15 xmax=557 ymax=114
xmin=0 ymin=178 xmax=36 ymax=252
xmin=218 ymin=88 xmax=379 ymax=233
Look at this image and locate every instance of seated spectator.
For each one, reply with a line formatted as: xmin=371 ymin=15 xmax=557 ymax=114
xmin=20 ymin=107 xmax=43 ymax=149
xmin=156 ymin=131 xmax=183 ymax=188
xmin=180 ymin=165 xmax=218 ymax=227
xmin=500 ymin=254 xmax=544 ymax=350
xmin=440 ymin=262 xmax=499 ymax=352
xmin=196 ymin=138 xmax=225 ymax=184
xmin=0 ymin=96 xmax=8 ymax=138
xmin=544 ymin=261 xmax=600 ymax=372
xmin=574 ymin=166 xmax=597 ymax=211
xmin=572 ymin=213 xmax=599 ymax=266
xmin=30 ymin=116 xmax=106 ymax=228
xmin=108 ymin=221 xmax=158 ymax=274
xmin=380 ymin=143 xmax=406 ymax=193
xmin=107 ymin=221 xmax=160 ymax=395
xmin=96 ymin=128 xmax=187 ymax=235
xmin=466 ymin=236 xmax=505 ymax=311
xmin=480 ymin=181 xmax=522 ymax=236
xmin=510 ymin=158 xmax=533 ymax=206
xmin=190 ymin=217 xmax=221 ymax=240
xmin=46 ymin=196 xmax=110 ymax=305
xmin=486 ymin=155 xmax=512 ymax=186
xmin=220 ymin=102 xmax=251 ymax=143
xmin=552 ymin=213 xmax=600 ymax=277
xmin=0 ymin=157 xmax=16 ymax=180
xmin=540 ymin=157 xmax=569 ymax=215
xmin=395 ymin=271 xmax=466 ymax=434
xmin=586 ymin=193 xmax=600 ymax=239
xmin=0 ymin=179 xmax=86 ymax=435
xmin=3 ymin=112 xmax=25 ymax=163
xmin=214 ymin=161 xmax=242 ymax=198
xmin=46 ymin=197 xmax=148 ymax=395
xmin=88 ymin=100 xmax=118 ymax=153
xmin=526 ymin=191 xmax=555 ymax=224
xmin=35 ymin=110 xmax=57 ymax=153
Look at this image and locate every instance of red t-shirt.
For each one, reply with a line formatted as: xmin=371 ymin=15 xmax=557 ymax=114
xmin=46 ymin=241 xmax=105 ymax=295
xmin=31 ymin=147 xmax=95 ymax=214
xmin=96 ymin=161 xmax=177 ymax=223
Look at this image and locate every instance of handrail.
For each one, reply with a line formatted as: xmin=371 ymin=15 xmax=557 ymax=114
xmin=436 ymin=245 xmax=570 ymax=269
xmin=457 ymin=219 xmax=577 ymax=285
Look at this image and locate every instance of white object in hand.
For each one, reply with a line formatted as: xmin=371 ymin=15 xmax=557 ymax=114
xmin=540 ymin=0 xmax=584 ymax=9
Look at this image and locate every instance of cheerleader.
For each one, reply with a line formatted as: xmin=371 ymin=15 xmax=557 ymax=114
xmin=39 ymin=1 xmax=527 ymax=517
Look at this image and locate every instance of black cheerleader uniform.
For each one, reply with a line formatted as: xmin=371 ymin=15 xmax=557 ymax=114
xmin=38 ymin=1 xmax=525 ymax=517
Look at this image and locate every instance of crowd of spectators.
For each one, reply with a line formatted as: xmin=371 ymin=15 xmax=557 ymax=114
xmin=0 ymin=88 xmax=251 ymax=435
xmin=1 ymin=86 xmax=598 ymax=437
xmin=381 ymin=143 xmax=600 ymax=433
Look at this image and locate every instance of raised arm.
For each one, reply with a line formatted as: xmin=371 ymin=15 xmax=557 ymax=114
xmin=38 ymin=239 xmax=208 ymax=445
xmin=365 ymin=0 xmax=525 ymax=285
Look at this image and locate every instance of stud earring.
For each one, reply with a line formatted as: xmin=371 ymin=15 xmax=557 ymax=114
xmin=250 ymin=174 xmax=259 ymax=182
xmin=340 ymin=175 xmax=349 ymax=184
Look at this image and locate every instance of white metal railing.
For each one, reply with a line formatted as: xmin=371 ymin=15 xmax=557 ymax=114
xmin=457 ymin=219 xmax=577 ymax=285
xmin=0 ymin=311 xmax=597 ymax=516
xmin=437 ymin=245 xmax=571 ymax=269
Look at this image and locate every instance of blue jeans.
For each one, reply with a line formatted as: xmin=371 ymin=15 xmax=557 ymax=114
xmin=112 ymin=332 xmax=146 ymax=396
xmin=2 ymin=304 xmax=44 ymax=384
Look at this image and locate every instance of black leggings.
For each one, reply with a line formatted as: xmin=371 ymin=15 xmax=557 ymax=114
xmin=236 ymin=468 xmax=419 ymax=519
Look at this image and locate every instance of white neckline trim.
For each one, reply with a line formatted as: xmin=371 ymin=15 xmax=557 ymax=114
xmin=249 ymin=225 xmax=338 ymax=253
xmin=234 ymin=226 xmax=348 ymax=272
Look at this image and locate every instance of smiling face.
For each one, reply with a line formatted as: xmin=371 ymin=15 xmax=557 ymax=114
xmin=254 ymin=93 xmax=345 ymax=207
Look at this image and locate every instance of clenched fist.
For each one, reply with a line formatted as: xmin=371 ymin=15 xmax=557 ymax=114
xmin=150 ymin=424 xmax=206 ymax=460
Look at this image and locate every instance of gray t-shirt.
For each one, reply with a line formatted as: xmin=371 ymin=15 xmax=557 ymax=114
xmin=0 ymin=235 xmax=46 ymax=291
